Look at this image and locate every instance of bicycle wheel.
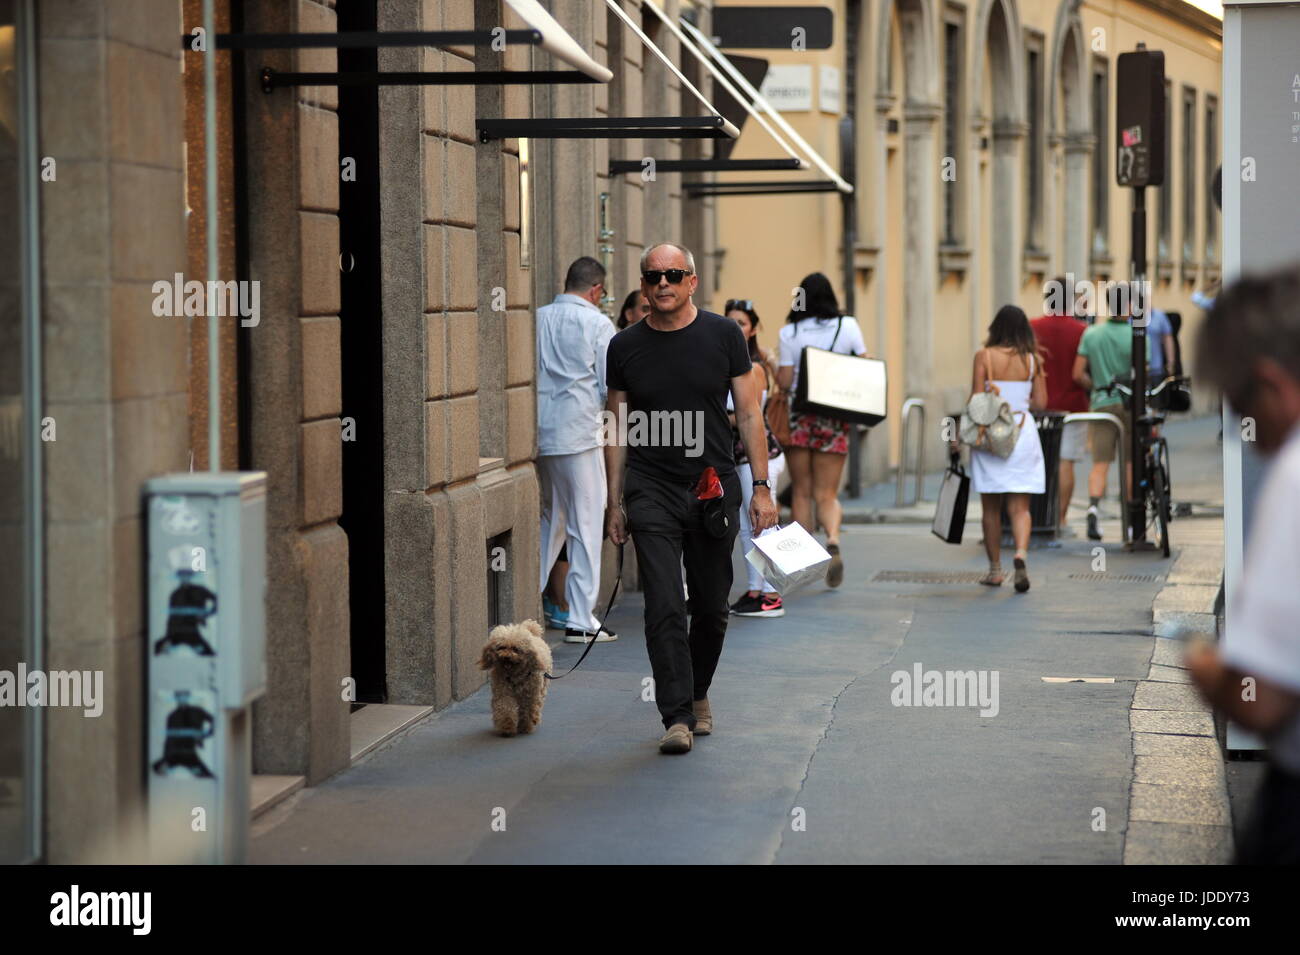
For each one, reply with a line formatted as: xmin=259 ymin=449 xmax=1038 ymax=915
xmin=1157 ymin=438 xmax=1173 ymax=508
xmin=1150 ymin=459 xmax=1171 ymax=558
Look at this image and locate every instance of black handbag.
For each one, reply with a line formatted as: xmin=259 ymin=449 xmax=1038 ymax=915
xmin=931 ymin=454 xmax=970 ymax=545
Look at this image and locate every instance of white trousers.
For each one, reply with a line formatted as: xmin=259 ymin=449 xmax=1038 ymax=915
xmin=737 ymin=456 xmax=786 ymax=593
xmin=538 ymin=448 xmax=606 ymax=632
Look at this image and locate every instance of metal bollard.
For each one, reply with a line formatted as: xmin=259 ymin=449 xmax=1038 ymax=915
xmin=896 ymin=398 xmax=927 ymax=507
xmin=1061 ymin=411 xmax=1129 ymax=522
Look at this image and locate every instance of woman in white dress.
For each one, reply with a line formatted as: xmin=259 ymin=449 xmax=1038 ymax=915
xmin=969 ymin=306 xmax=1047 ymax=592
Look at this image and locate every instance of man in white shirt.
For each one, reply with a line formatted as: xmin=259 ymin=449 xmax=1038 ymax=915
xmin=536 ymin=257 xmax=618 ymax=644
xmin=1187 ymin=264 xmax=1300 ymax=864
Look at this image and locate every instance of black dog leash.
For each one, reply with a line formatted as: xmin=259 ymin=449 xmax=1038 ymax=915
xmin=545 ymin=542 xmax=623 ymax=681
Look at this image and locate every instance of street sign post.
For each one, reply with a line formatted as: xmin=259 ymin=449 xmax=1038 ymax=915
xmin=1116 ymin=46 xmax=1166 ymax=548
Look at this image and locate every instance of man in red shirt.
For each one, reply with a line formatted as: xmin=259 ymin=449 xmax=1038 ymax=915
xmin=1031 ymin=277 xmax=1091 ymax=526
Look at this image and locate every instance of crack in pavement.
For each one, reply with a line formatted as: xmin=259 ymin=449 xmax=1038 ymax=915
xmin=767 ymin=612 xmax=918 ymax=864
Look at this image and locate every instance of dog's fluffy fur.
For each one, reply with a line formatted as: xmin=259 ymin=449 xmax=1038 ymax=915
xmin=478 ymin=620 xmax=553 ymax=736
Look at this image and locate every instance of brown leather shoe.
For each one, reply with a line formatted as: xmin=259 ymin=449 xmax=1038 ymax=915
xmin=693 ymin=699 xmax=712 ymax=736
xmin=658 ymin=722 xmax=693 ymax=754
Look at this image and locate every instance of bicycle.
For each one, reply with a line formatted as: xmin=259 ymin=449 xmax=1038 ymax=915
xmin=1099 ymin=375 xmax=1189 ymax=558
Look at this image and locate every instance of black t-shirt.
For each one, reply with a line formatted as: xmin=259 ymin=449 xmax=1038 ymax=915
xmin=606 ymin=309 xmax=751 ymax=481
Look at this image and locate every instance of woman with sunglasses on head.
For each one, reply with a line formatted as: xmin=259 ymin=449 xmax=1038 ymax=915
xmin=775 ymin=273 xmax=868 ymax=588
xmin=724 ymin=299 xmax=786 ymax=617
xmin=617 ymin=289 xmax=650 ymax=329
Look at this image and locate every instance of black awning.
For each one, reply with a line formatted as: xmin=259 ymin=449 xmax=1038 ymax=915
xmin=608 ymin=158 xmax=801 ymax=174
xmin=684 ymin=180 xmax=841 ymax=196
xmin=186 ymin=26 xmax=612 ymax=89
xmin=478 ymin=116 xmax=735 ymax=142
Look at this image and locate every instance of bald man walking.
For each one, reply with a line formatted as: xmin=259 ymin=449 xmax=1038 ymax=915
xmin=604 ymin=243 xmax=778 ymax=754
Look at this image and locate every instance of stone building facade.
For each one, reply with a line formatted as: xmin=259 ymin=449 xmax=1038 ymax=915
xmin=715 ymin=0 xmax=1224 ymax=483
xmin=10 ymin=0 xmax=716 ymax=862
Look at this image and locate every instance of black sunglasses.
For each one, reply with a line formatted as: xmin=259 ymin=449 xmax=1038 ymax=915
xmin=724 ymin=298 xmax=754 ymax=312
xmin=642 ymin=269 xmax=693 ymax=285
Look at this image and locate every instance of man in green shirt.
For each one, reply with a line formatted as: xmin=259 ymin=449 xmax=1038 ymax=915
xmin=1073 ymin=312 xmax=1150 ymax=540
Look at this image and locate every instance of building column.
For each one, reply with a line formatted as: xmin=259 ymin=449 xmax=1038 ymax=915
xmin=870 ymin=97 xmax=893 ymax=368
xmin=242 ymin=0 xmax=351 ymax=785
xmin=862 ymin=97 xmax=894 ymax=481
xmin=38 ymin=0 xmax=189 ymax=861
xmin=969 ymin=114 xmax=987 ymax=355
xmin=991 ymin=119 xmax=1026 ymax=307
xmin=1063 ymin=132 xmax=1094 ymax=284
xmin=534 ymin=0 xmax=599 ymax=287
xmin=903 ymin=102 xmax=940 ymax=402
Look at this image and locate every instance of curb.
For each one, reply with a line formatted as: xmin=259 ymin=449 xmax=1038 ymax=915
xmin=1123 ymin=529 xmax=1233 ymax=865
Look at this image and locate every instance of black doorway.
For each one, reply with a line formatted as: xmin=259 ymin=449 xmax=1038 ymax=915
xmin=337 ymin=0 xmax=386 ymax=704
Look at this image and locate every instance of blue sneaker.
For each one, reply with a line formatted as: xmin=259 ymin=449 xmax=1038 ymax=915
xmin=543 ymin=597 xmax=569 ymax=630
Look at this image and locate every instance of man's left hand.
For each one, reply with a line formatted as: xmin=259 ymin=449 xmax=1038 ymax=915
xmin=750 ymin=487 xmax=778 ymax=534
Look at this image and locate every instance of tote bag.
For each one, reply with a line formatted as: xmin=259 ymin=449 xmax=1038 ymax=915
xmin=931 ymin=455 xmax=970 ymax=544
xmin=791 ymin=318 xmax=888 ymax=427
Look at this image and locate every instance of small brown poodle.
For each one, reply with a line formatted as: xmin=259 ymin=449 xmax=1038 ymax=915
xmin=478 ymin=619 xmax=553 ymax=736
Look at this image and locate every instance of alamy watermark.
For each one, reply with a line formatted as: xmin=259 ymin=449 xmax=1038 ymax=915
xmin=597 ymin=406 xmax=705 ymax=458
xmin=151 ymin=273 xmax=261 ymax=327
xmin=0 ymin=664 xmax=104 ymax=718
xmin=891 ymin=663 xmax=1000 ymax=717
xmin=50 ymin=885 xmax=150 ymax=935
xmin=1044 ymin=273 xmax=1153 ymax=324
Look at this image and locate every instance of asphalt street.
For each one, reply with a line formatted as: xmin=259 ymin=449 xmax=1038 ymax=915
xmin=251 ymin=416 xmax=1226 ymax=864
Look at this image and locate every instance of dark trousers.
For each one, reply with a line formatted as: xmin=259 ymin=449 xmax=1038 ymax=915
xmin=1235 ymin=764 xmax=1300 ymax=865
xmin=624 ymin=467 xmax=740 ymax=730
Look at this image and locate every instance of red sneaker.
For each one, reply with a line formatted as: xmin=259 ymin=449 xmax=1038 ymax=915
xmin=735 ymin=594 xmax=784 ymax=618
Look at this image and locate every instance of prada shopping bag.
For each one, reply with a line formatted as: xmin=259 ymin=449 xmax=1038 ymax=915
xmin=793 ymin=347 xmax=888 ymax=427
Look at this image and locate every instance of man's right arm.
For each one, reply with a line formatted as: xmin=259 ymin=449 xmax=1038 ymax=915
xmin=603 ymin=388 xmax=629 ymax=544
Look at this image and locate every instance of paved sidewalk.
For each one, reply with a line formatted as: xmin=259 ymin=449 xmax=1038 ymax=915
xmin=250 ymin=416 xmax=1229 ymax=864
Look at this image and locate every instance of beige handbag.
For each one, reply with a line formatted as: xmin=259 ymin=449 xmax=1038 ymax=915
xmin=959 ymin=352 xmax=1025 ymax=458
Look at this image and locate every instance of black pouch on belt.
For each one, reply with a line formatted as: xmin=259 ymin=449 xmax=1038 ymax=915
xmin=694 ymin=466 xmax=730 ymax=540
xmin=702 ymin=496 xmax=729 ymax=539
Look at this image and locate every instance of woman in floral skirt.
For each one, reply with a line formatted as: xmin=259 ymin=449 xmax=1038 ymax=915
xmin=775 ymin=273 xmax=868 ymax=588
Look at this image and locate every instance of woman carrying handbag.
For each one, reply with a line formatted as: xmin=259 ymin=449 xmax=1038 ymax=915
xmin=775 ymin=273 xmax=869 ymax=588
xmin=965 ymin=305 xmax=1047 ymax=592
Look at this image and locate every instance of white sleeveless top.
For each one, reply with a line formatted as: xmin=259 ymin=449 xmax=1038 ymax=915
xmin=970 ymin=353 xmax=1046 ymax=494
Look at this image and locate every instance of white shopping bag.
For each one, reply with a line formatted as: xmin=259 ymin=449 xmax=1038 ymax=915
xmin=744 ymin=523 xmax=833 ymax=594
